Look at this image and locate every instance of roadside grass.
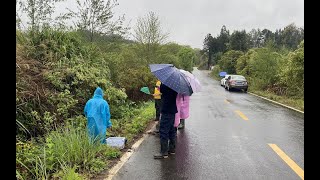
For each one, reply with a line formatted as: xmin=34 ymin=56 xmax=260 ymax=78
xmin=249 ymin=90 xmax=304 ymax=112
xmin=16 ymin=101 xmax=155 ymax=179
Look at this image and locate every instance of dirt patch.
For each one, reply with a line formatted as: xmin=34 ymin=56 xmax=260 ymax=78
xmin=16 ymin=45 xmax=52 ymax=106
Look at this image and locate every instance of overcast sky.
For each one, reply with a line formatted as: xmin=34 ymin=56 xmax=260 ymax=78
xmin=24 ymin=0 xmax=304 ymax=49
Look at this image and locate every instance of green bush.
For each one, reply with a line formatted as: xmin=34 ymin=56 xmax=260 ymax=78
xmin=234 ymin=47 xmax=283 ymax=91
xmin=279 ymin=40 xmax=304 ymax=97
xmin=236 ymin=49 xmax=255 ymax=76
xmin=25 ymin=28 xmax=84 ymax=64
xmin=218 ymin=50 xmax=243 ymax=74
xmin=16 ymin=140 xmax=41 ymax=179
xmin=54 ymin=165 xmax=84 ymax=180
xmin=248 ymin=48 xmax=282 ymax=90
xmin=177 ymin=46 xmax=196 ymax=72
xmin=17 ymin=101 xmax=154 ymax=179
xmin=210 ymin=65 xmax=222 ymax=80
xmin=126 ymin=101 xmax=154 ymax=141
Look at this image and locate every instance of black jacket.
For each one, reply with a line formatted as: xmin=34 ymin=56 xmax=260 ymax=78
xmin=160 ymin=83 xmax=177 ymax=114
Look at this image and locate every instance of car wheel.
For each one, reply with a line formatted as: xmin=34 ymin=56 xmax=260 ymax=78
xmin=244 ymin=88 xmax=248 ymax=93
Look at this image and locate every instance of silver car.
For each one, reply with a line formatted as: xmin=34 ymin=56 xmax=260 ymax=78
xmin=225 ymin=75 xmax=248 ymax=92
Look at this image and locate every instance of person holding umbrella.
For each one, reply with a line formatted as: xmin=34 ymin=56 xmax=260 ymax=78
xmin=149 ymin=64 xmax=193 ymax=159
xmin=175 ymin=69 xmax=201 ymax=129
xmin=153 ymin=82 xmax=177 ymax=159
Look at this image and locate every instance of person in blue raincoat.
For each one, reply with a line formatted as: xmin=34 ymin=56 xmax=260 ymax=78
xmin=84 ymin=87 xmax=112 ymax=144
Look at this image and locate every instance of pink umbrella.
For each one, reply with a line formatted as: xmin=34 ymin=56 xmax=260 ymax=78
xmin=179 ymin=69 xmax=201 ymax=93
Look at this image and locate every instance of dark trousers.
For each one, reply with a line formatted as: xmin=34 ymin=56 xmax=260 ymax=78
xmin=155 ymin=99 xmax=162 ymax=120
xmin=159 ymin=113 xmax=176 ymax=143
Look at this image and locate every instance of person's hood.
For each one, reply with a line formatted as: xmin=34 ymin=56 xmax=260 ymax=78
xmin=93 ymin=87 xmax=104 ymax=98
xmin=156 ymin=80 xmax=161 ymax=87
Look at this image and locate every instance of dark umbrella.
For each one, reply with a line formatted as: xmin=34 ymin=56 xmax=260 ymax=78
xmin=149 ymin=64 xmax=193 ymax=96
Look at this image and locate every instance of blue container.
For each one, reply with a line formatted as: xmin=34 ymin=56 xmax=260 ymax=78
xmin=219 ymin=71 xmax=227 ymax=77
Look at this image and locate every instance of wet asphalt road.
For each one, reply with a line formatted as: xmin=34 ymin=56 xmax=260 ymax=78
xmin=112 ymin=68 xmax=304 ymax=180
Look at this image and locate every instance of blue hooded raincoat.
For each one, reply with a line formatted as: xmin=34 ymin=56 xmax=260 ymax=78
xmin=84 ymin=87 xmax=111 ymax=143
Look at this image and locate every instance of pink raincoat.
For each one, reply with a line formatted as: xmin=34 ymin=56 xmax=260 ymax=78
xmin=174 ymin=94 xmax=190 ymax=127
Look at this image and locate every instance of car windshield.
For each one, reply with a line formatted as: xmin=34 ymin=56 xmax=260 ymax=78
xmin=232 ymin=75 xmax=246 ymax=80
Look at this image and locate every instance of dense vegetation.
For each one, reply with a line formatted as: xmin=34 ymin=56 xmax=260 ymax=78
xmin=16 ymin=0 xmax=198 ymax=178
xmin=201 ymin=24 xmax=304 ymax=110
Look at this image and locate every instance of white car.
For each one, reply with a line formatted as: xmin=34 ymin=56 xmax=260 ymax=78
xmin=220 ymin=75 xmax=231 ymax=87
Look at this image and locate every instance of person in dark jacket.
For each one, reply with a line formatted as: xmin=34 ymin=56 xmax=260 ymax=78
xmin=154 ymin=83 xmax=177 ymax=159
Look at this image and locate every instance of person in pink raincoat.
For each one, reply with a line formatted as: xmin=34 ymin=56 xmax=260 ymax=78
xmin=174 ymin=94 xmax=190 ymax=130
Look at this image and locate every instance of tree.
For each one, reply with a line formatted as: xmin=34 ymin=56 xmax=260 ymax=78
xmin=236 ymin=49 xmax=257 ymax=76
xmin=274 ymin=29 xmax=282 ymax=48
xmin=160 ymin=43 xmax=182 ymax=55
xmin=70 ymin=0 xmax=126 ymax=42
xmin=203 ymin=33 xmax=214 ymax=69
xmin=156 ymin=43 xmax=182 ymax=65
xmin=261 ymin=28 xmax=274 ymax=45
xmin=193 ymin=48 xmax=202 ymax=66
xmin=248 ymin=48 xmax=282 ymax=90
xmin=134 ymin=11 xmax=169 ymax=62
xmin=281 ymin=23 xmax=304 ymax=50
xmin=219 ymin=50 xmax=243 ymax=74
xmin=217 ymin=25 xmax=230 ymax=52
xmin=280 ymin=40 xmax=304 ymax=97
xmin=197 ymin=49 xmax=208 ymax=69
xmin=213 ymin=52 xmax=223 ymax=65
xmin=177 ymin=47 xmax=196 ymax=72
xmin=249 ymin=28 xmax=263 ymax=48
xmin=19 ymin=0 xmax=63 ymax=32
xmin=229 ymin=30 xmax=250 ymax=52
xmin=16 ymin=0 xmax=22 ymax=29
xmin=202 ymin=26 xmax=230 ymax=69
